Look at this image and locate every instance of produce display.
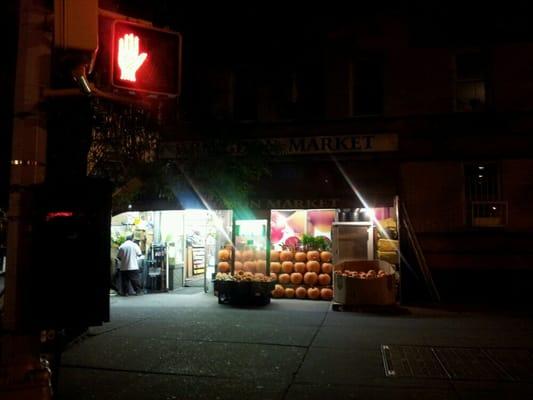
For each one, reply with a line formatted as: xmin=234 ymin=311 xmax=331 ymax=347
xmin=215 ymin=272 xmax=273 ymax=283
xmin=270 ymin=246 xmax=333 ymax=301
xmin=334 ymin=269 xmax=391 ymax=279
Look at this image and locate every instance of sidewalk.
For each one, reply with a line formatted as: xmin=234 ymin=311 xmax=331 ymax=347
xmin=56 ymin=290 xmax=533 ymax=399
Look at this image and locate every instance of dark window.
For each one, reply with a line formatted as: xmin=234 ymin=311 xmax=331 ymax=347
xmin=455 ymin=52 xmax=487 ymax=112
xmin=464 ymin=162 xmax=506 ymax=227
xmin=351 ymin=53 xmax=384 ymax=116
xmin=233 ymin=66 xmax=258 ymax=121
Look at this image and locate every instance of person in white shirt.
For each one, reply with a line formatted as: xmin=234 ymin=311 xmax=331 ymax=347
xmin=117 ymin=235 xmax=143 ymax=296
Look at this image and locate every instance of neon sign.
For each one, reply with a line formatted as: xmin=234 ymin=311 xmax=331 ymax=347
xmin=117 ymin=33 xmax=148 ymax=82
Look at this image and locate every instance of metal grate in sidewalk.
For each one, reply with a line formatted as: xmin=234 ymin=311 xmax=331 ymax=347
xmin=382 ymin=345 xmax=533 ymax=382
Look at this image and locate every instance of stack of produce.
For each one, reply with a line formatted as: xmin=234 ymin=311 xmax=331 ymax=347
xmin=215 ymin=272 xmax=273 ymax=283
xmin=270 ymin=249 xmax=333 ymax=301
xmin=376 ymin=218 xmax=399 ymax=265
xmin=334 ymin=269 xmax=391 ymax=279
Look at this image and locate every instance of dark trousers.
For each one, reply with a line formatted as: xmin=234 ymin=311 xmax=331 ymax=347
xmin=120 ymin=270 xmax=142 ymax=295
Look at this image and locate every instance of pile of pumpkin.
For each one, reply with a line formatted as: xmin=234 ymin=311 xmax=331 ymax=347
xmin=217 ymin=247 xmax=268 ymax=275
xmin=270 ymin=249 xmax=333 ymax=301
xmin=335 ymin=269 xmax=390 ymax=279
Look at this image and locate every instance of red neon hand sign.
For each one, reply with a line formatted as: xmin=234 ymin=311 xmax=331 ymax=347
xmin=118 ymin=33 xmax=148 ymax=82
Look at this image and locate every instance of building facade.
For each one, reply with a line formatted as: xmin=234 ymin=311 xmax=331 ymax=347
xmin=159 ymin=7 xmax=533 ymax=304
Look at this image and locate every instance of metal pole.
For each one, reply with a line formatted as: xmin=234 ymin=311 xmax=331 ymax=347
xmin=1 ymin=0 xmax=53 ymax=397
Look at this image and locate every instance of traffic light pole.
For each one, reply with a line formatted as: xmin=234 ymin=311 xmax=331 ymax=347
xmin=1 ymin=0 xmax=53 ymax=398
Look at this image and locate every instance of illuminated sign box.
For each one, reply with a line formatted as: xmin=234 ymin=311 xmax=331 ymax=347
xmin=111 ymin=20 xmax=182 ymax=96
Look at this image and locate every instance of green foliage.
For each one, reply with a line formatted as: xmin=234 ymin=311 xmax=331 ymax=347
xmin=301 ymin=234 xmax=331 ymax=251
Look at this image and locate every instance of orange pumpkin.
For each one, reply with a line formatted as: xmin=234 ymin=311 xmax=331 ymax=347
xmin=307 ymin=287 xmax=320 ymax=299
xmin=270 ymin=272 xmax=278 ymax=281
xmin=318 ymin=273 xmax=331 ymax=286
xmin=281 ymin=261 xmax=294 ymax=274
xmin=218 ymin=261 xmax=230 ymax=273
xmin=320 ymin=288 xmax=333 ymax=300
xmin=278 ymin=273 xmax=291 ymax=284
xmin=294 ymin=262 xmax=306 ymax=274
xmin=307 ymin=250 xmax=320 ymax=261
xmin=218 ymin=249 xmax=231 ymax=261
xmin=304 ymin=272 xmax=318 ymax=285
xmin=272 ymin=284 xmax=285 ymax=298
xmin=270 ymin=262 xmax=281 ymax=274
xmin=234 ymin=261 xmax=243 ymax=272
xmin=270 ymin=250 xmax=280 ymax=262
xmin=256 ymin=259 xmax=267 ymax=273
xmin=280 ymin=250 xmax=294 ymax=262
xmin=294 ymin=252 xmax=307 ymax=262
xmin=295 ymin=286 xmax=307 ymax=299
xmin=235 ymin=250 xmax=243 ymax=262
xmin=256 ymin=249 xmax=266 ymax=260
xmin=290 ymin=272 xmax=303 ymax=284
xmin=321 ymin=262 xmax=333 ymax=274
xmin=242 ymin=249 xmax=254 ymax=261
xmin=306 ymin=260 xmax=320 ymax=273
xmin=320 ymin=251 xmax=332 ymax=262
xmin=285 ymin=288 xmax=295 ymax=298
xmin=243 ymin=261 xmax=257 ymax=273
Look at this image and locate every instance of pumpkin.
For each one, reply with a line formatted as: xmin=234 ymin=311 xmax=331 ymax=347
xmin=285 ymin=288 xmax=295 ymax=298
xmin=278 ymin=273 xmax=291 ymax=284
xmin=294 ymin=262 xmax=307 ymax=273
xmin=270 ymin=262 xmax=281 ymax=274
xmin=280 ymin=250 xmax=294 ymax=262
xmin=304 ymin=272 xmax=318 ymax=285
xmin=234 ymin=261 xmax=243 ymax=272
xmin=307 ymin=250 xmax=320 ymax=261
xmin=218 ymin=249 xmax=231 ymax=261
xmin=270 ymin=272 xmax=278 ymax=281
xmin=256 ymin=259 xmax=267 ymax=273
xmin=290 ymin=272 xmax=303 ymax=284
xmin=235 ymin=250 xmax=243 ymax=262
xmin=295 ymin=286 xmax=307 ymax=299
xmin=270 ymin=250 xmax=280 ymax=262
xmin=318 ymin=273 xmax=331 ymax=286
xmin=321 ymin=262 xmax=333 ymax=274
xmin=256 ymin=249 xmax=266 ymax=260
xmin=281 ymin=261 xmax=294 ymax=274
xmin=243 ymin=261 xmax=257 ymax=273
xmin=320 ymin=251 xmax=332 ymax=262
xmin=294 ymin=252 xmax=307 ymax=262
xmin=242 ymin=249 xmax=254 ymax=261
xmin=272 ymin=284 xmax=285 ymax=298
xmin=320 ymin=288 xmax=333 ymax=300
xmin=306 ymin=260 xmax=320 ymax=273
xmin=218 ymin=262 xmax=230 ymax=273
xmin=307 ymin=287 xmax=320 ymax=299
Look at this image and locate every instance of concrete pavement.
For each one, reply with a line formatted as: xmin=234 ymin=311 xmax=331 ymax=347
xmin=56 ymin=288 xmax=533 ymax=399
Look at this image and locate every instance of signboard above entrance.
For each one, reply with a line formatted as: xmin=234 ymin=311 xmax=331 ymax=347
xmin=275 ymin=134 xmax=398 ymax=155
xmin=160 ymin=133 xmax=398 ymax=159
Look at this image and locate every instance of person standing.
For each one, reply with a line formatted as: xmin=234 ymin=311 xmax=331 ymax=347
xmin=117 ymin=234 xmax=144 ymax=296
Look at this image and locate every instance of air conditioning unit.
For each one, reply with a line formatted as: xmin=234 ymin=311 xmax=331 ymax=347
xmin=471 ymin=201 xmax=508 ymax=227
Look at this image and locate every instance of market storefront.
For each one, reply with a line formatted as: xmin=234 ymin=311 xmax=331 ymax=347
xmin=113 ymin=132 xmax=403 ymax=305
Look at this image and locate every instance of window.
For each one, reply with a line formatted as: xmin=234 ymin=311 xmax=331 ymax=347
xmin=233 ymin=66 xmax=258 ymax=121
xmin=455 ymin=52 xmax=487 ymax=112
xmin=464 ymin=162 xmax=506 ymax=227
xmin=351 ymin=53 xmax=384 ymax=116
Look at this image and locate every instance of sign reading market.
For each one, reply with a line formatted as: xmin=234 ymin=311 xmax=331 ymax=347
xmin=160 ymin=133 xmax=398 ymax=159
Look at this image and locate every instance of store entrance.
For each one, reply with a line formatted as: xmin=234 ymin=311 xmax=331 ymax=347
xmin=111 ymin=209 xmax=232 ymax=295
